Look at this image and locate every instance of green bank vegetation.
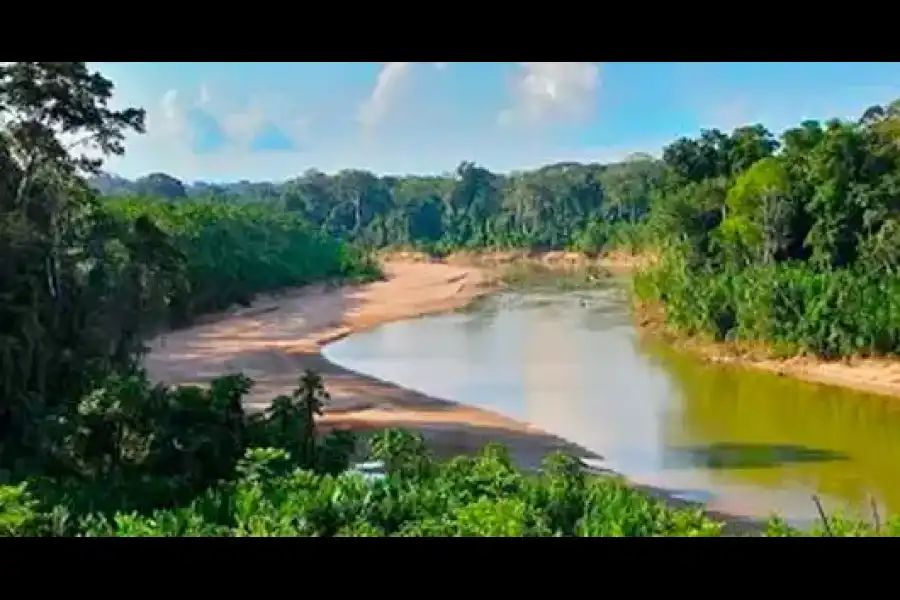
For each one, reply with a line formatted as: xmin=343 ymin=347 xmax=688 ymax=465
xmin=1 ymin=369 xmax=727 ymax=537
xmin=631 ymin=112 xmax=900 ymax=359
xmin=1 ymin=368 xmax=892 ymax=537
xmin=99 ymin=99 xmax=900 ymax=360
xmin=105 ymin=199 xmax=379 ymax=324
xmin=0 ymin=63 xmax=372 ymax=535
xmin=3 ymin=62 xmax=898 ymax=536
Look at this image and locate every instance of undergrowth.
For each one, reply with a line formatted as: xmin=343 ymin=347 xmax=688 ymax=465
xmin=0 ymin=370 xmax=892 ymax=537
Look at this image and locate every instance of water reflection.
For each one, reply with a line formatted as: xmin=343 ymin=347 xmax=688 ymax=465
xmin=522 ymin=304 xmax=582 ymax=449
xmin=324 ymin=282 xmax=900 ymax=524
xmin=651 ymin=341 xmax=900 ymax=520
xmin=663 ymin=443 xmax=848 ymax=471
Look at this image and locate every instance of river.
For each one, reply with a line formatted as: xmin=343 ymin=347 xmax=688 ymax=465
xmin=323 ymin=278 xmax=900 ymax=526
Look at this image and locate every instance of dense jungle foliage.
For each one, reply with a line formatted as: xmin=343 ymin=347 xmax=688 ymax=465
xmin=630 ymin=109 xmax=900 ymax=359
xmin=96 ymin=157 xmax=664 ymax=252
xmin=105 ymin=199 xmax=378 ymax=323
xmin=0 ymin=61 xmax=745 ymax=538
xmin=3 ymin=62 xmax=899 ymax=536
xmin=0 ymin=369 xmax=728 ymax=537
xmin=99 ymin=101 xmax=900 ymax=359
xmin=0 ymin=63 xmax=375 ymax=512
xmin=2 ymin=369 xmax=892 ymax=537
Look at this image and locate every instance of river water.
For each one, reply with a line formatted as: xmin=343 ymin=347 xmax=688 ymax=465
xmin=323 ymin=279 xmax=900 ymax=526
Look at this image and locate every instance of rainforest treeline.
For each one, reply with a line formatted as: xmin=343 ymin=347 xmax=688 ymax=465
xmin=96 ymin=157 xmax=664 ymax=252
xmin=103 ymin=102 xmax=900 ymax=359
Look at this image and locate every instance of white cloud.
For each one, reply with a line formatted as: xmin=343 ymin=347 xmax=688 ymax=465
xmin=220 ymin=103 xmax=265 ymax=146
xmin=499 ymin=62 xmax=601 ymax=127
xmin=161 ymin=89 xmax=179 ymax=120
xmin=146 ymin=85 xmax=308 ymax=154
xmin=99 ymin=61 xmax=623 ymax=182
xmin=358 ymin=62 xmax=413 ymax=131
xmin=197 ymin=83 xmax=211 ymax=106
xmin=155 ymin=89 xmax=188 ymax=138
xmin=356 ymin=62 xmax=455 ymax=133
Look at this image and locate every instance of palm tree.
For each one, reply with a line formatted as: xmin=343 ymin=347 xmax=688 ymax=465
xmin=294 ymin=369 xmax=329 ymax=466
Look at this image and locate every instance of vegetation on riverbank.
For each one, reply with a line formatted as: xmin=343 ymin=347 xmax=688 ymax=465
xmin=629 ymin=111 xmax=900 ymax=360
xmin=0 ymin=63 xmax=376 ymax=518
xmin=106 ymin=198 xmax=380 ymax=326
xmin=96 ymin=101 xmax=900 ymax=362
xmin=0 ymin=370 xmax=724 ymax=537
xmin=633 ymin=261 xmax=900 ymax=360
xmin=1 ymin=367 xmax=893 ymax=537
xmin=4 ymin=62 xmax=899 ymax=536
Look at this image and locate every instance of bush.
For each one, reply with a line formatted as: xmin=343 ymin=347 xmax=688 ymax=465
xmin=636 ymin=260 xmax=900 ymax=358
xmin=1 ymin=369 xmax=895 ymax=537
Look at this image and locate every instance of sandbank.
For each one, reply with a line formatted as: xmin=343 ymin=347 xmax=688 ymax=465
xmin=145 ymin=258 xmax=591 ymax=472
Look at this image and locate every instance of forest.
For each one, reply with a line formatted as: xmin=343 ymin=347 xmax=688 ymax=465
xmin=101 ymin=100 xmax=900 ymax=360
xmin=2 ymin=61 xmax=899 ymax=536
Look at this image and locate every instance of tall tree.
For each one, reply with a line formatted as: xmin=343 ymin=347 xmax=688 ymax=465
xmin=0 ymin=62 xmax=156 ymax=456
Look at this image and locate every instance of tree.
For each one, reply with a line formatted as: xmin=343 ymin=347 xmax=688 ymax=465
xmin=0 ymin=62 xmax=145 ymax=204
xmin=600 ymin=158 xmax=662 ymax=223
xmin=296 ymin=370 xmax=329 ymax=466
xmin=718 ymin=157 xmax=793 ymax=265
xmin=727 ymin=125 xmax=778 ymax=174
xmin=0 ymin=62 xmax=155 ymax=456
xmin=133 ymin=173 xmax=187 ymax=199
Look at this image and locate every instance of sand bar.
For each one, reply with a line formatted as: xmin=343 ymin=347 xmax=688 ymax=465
xmin=145 ymin=258 xmax=593 ymax=470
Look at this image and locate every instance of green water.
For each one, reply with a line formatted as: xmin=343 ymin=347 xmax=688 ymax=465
xmin=324 ymin=281 xmax=900 ymax=525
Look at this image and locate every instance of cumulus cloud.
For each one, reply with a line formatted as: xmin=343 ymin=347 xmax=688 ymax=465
xmin=499 ymin=62 xmax=601 ymax=127
xmin=100 ymin=61 xmax=617 ymax=182
xmin=197 ymin=83 xmax=211 ymax=106
xmin=357 ymin=62 xmax=413 ymax=131
xmin=155 ymin=88 xmax=196 ymax=136
xmin=156 ymin=89 xmax=188 ymax=137
xmin=356 ymin=62 xmax=454 ymax=133
xmin=161 ymin=89 xmax=180 ymax=121
xmin=152 ymin=85 xmax=302 ymax=155
xmin=220 ymin=104 xmax=266 ymax=145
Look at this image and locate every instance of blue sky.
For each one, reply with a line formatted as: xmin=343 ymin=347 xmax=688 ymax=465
xmin=93 ymin=62 xmax=900 ymax=183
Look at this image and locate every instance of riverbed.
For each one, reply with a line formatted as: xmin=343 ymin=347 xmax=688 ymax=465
xmin=324 ymin=278 xmax=900 ymax=526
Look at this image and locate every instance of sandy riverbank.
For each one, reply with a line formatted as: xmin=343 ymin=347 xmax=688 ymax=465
xmin=145 ymin=258 xmax=593 ymax=471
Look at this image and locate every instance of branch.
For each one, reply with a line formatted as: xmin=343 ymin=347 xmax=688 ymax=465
xmin=64 ymin=132 xmax=101 ymax=152
xmin=14 ymin=150 xmax=39 ymax=206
